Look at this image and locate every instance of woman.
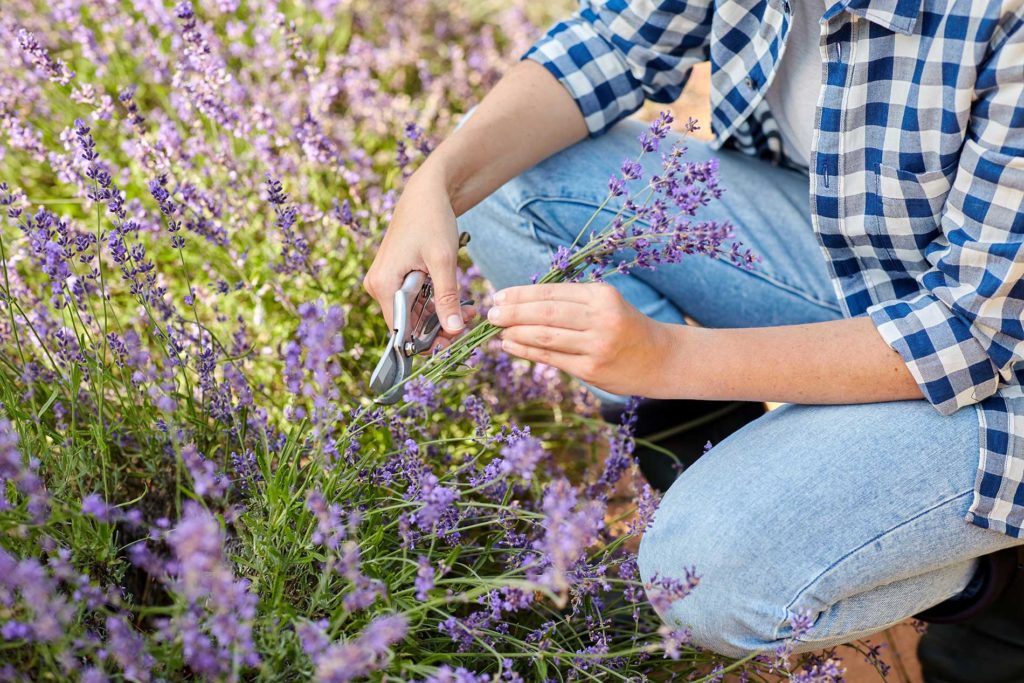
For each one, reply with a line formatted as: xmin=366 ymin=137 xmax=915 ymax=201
xmin=364 ymin=0 xmax=1024 ymax=673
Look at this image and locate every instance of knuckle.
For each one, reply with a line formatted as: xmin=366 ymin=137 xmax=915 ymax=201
xmin=541 ymin=303 xmax=557 ymax=321
xmin=605 ymin=285 xmax=623 ymax=304
xmin=426 ymin=247 xmax=456 ymax=267
xmin=536 ymin=330 xmax=553 ymax=347
xmin=434 ymin=290 xmax=460 ymax=306
xmin=593 ymin=281 xmax=617 ymax=301
xmin=578 ymin=358 xmax=599 ymax=380
xmin=606 ymin=307 xmax=626 ymax=330
xmin=593 ymin=338 xmax=613 ymax=358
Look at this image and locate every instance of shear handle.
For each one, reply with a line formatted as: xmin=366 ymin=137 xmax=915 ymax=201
xmin=392 ymin=270 xmax=427 ymax=351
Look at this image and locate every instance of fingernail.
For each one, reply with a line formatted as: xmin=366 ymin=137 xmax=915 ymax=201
xmin=488 ymin=307 xmax=501 ymax=323
xmin=446 ymin=314 xmax=464 ymax=331
xmin=493 ymin=289 xmax=506 ymax=303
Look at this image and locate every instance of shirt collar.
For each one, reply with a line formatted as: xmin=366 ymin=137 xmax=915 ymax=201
xmin=822 ymin=0 xmax=921 ymax=35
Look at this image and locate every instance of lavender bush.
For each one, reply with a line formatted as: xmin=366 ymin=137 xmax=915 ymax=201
xmin=0 ymin=1 xmax=863 ymax=680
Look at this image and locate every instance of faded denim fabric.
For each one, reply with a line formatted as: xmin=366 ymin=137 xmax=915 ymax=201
xmin=459 ymin=120 xmax=1024 ymax=655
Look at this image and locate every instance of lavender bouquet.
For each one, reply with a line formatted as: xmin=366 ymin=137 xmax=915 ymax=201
xmin=405 ymin=111 xmax=756 ymax=393
xmin=0 ymin=1 xmax=863 ymax=681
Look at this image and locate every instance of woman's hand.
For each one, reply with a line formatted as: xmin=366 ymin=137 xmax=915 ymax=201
xmin=362 ymin=171 xmax=473 ymax=344
xmin=362 ymin=61 xmax=587 ymax=347
xmin=487 ymin=282 xmax=680 ymax=397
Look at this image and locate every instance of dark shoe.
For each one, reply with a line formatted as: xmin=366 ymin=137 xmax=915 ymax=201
xmin=601 ymin=398 xmax=767 ymax=492
xmin=918 ymin=547 xmax=1024 ymax=683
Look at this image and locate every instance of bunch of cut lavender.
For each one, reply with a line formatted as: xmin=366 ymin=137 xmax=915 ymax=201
xmin=404 ymin=111 xmax=757 ymax=393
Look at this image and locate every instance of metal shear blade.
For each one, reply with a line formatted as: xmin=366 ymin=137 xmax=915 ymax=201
xmin=369 ymin=270 xmax=470 ymax=404
xmin=370 ymin=233 xmax=474 ymax=404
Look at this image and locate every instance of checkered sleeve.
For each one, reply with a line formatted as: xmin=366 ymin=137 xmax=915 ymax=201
xmin=522 ymin=0 xmax=713 ymax=137
xmin=866 ymin=15 xmax=1024 ymax=416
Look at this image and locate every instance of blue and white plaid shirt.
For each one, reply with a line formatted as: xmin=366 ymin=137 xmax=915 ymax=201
xmin=524 ymin=0 xmax=1024 ymax=536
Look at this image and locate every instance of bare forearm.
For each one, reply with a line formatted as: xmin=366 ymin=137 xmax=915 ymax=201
xmin=417 ymin=60 xmax=587 ymax=216
xmin=659 ymin=316 xmax=924 ymax=404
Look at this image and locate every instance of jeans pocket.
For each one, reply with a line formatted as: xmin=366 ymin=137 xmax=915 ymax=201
xmin=868 ymin=161 xmax=958 ymax=264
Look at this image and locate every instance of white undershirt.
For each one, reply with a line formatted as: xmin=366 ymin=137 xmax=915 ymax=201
xmin=763 ymin=1 xmax=827 ymax=168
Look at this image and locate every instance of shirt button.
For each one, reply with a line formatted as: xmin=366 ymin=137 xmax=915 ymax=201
xmin=745 ymin=76 xmax=756 ymax=89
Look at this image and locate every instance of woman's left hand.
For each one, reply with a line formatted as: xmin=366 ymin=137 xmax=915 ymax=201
xmin=487 ymin=282 xmax=679 ymax=397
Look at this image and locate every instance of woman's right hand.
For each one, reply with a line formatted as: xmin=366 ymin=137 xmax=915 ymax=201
xmin=363 ymin=60 xmax=589 ymax=345
xmin=362 ymin=170 xmax=473 ymax=342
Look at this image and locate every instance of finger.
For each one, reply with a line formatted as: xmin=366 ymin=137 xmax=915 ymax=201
xmin=430 ymin=305 xmax=477 ymax=352
xmin=487 ymin=300 xmax=591 ymax=329
xmin=363 ymin=267 xmax=408 ymax=329
xmin=423 ymin=248 xmax=464 ymax=334
xmin=500 ymin=338 xmax=583 ymax=374
xmin=493 ymin=283 xmax=595 ymax=305
xmin=435 ymin=304 xmax=478 ymax=342
xmin=501 ymin=325 xmax=590 ymax=354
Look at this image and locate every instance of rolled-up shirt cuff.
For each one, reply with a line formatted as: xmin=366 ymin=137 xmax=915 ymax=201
xmin=866 ymin=293 xmax=1001 ymax=415
xmin=522 ymin=16 xmax=644 ymax=137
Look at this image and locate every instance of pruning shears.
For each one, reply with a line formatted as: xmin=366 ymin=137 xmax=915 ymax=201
xmin=369 ymin=232 xmax=473 ymax=404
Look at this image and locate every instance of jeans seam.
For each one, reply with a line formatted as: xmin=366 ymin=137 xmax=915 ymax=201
xmin=514 ymin=194 xmax=844 ymax=315
xmin=773 ymin=488 xmax=975 ymax=642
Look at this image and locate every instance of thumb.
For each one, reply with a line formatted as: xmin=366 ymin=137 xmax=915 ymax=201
xmin=423 ymin=248 xmax=464 ymax=335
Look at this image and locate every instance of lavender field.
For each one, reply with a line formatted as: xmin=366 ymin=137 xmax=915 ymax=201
xmin=0 ymin=1 xmax=855 ymax=680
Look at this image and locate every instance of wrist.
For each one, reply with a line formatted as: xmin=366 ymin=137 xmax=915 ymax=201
xmin=415 ymin=149 xmax=472 ymax=215
xmin=647 ymin=322 xmax=692 ymax=399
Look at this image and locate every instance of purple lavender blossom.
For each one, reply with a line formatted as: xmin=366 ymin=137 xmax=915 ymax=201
xmin=402 ymin=376 xmax=438 ymax=410
xmin=406 ymin=471 xmax=461 ymax=540
xmin=638 ymin=110 xmax=673 ymax=152
xmin=265 ymin=175 xmax=315 ymax=276
xmin=283 ymin=300 xmax=346 ymax=450
xmin=550 ymin=245 xmax=572 ymax=272
xmin=16 ymin=28 xmax=75 ymax=85
xmin=104 ymin=615 xmax=155 ymax=682
xmin=306 ymin=490 xmax=346 ymax=550
xmin=498 ymin=433 xmax=545 ymax=481
xmin=180 ymin=443 xmax=226 ymax=498
xmin=0 ymin=547 xmax=74 ymax=643
xmin=657 ymin=625 xmax=692 ymax=660
xmin=0 ymin=417 xmax=48 ymax=521
xmin=627 ymin=481 xmax=660 ymax=535
xmin=644 ymin=569 xmax=701 ymax=615
xmin=296 ymin=619 xmax=331 ymax=659
xmin=337 ymin=542 xmax=385 ymax=611
xmin=163 ymin=503 xmax=261 ymax=675
xmin=460 ymin=394 xmax=491 ymax=436
xmin=414 ymin=556 xmax=435 ymax=601
xmin=229 ymin=449 xmax=262 ymax=492
xmin=791 ymin=659 xmax=846 ymax=683
xmin=790 ymin=608 xmax=815 ymax=638
xmin=608 ymin=175 xmax=626 ymax=197
xmin=420 ymin=666 xmax=490 ymax=683
xmin=313 ymin=614 xmax=408 ymax=682
xmin=620 ymin=158 xmax=643 ymax=180
xmin=81 ymin=494 xmax=113 ymax=522
xmin=532 ymin=478 xmax=605 ymax=595
xmin=587 ymin=398 xmax=637 ymax=498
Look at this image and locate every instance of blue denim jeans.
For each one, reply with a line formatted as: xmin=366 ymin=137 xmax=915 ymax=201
xmin=457 ymin=118 xmax=1024 ymax=657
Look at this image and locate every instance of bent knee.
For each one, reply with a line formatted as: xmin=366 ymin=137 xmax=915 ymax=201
xmin=637 ymin=501 xmax=802 ymax=658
